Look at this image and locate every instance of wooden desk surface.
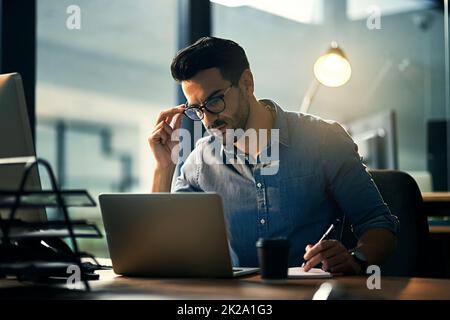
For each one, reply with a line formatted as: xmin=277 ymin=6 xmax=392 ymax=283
xmin=422 ymin=192 xmax=450 ymax=219
xmin=429 ymin=225 xmax=450 ymax=234
xmin=2 ymin=269 xmax=450 ymax=300
xmin=91 ymin=270 xmax=450 ymax=300
xmin=422 ymin=192 xmax=450 ymax=202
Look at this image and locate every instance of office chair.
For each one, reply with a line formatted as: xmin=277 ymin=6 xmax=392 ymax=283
xmin=340 ymin=170 xmax=430 ymax=277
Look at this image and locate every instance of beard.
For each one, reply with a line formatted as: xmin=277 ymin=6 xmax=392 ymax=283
xmin=207 ymin=89 xmax=250 ymax=145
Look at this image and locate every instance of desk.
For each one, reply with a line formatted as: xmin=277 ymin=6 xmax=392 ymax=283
xmin=422 ymin=192 xmax=450 ymax=277
xmin=422 ymin=192 xmax=450 ymax=202
xmin=422 ymin=192 xmax=450 ymax=217
xmin=1 ymin=269 xmax=450 ymax=300
xmin=429 ymin=225 xmax=450 ymax=234
xmin=93 ymin=270 xmax=450 ymax=300
xmin=422 ymin=192 xmax=450 ymax=234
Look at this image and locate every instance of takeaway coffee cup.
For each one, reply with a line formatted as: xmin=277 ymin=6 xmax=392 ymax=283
xmin=256 ymin=237 xmax=290 ymax=280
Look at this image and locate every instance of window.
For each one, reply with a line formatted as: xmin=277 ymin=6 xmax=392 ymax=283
xmin=36 ymin=0 xmax=177 ymax=256
xmin=347 ymin=0 xmax=435 ymax=20
xmin=213 ymin=0 xmax=446 ymax=181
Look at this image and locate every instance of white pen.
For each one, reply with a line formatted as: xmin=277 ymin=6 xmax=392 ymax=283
xmin=301 ymin=218 xmax=342 ymax=268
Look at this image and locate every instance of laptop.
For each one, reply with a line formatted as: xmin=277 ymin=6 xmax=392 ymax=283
xmin=98 ymin=193 xmax=259 ymax=278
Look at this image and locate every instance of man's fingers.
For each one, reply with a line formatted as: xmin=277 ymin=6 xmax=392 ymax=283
xmin=303 ymin=240 xmax=336 ymax=260
xmin=321 ymin=244 xmax=346 ymax=260
xmin=150 ymin=127 xmax=171 ymax=145
xmin=152 ymin=121 xmax=168 ymax=134
xmin=171 ymin=112 xmax=185 ymax=131
xmin=303 ymin=240 xmax=347 ymax=272
xmin=153 ymin=120 xmax=178 ymax=136
xmin=328 ymin=261 xmax=351 ymax=274
xmin=155 ymin=105 xmax=185 ymax=126
xmin=304 ymin=247 xmax=340 ymax=271
xmin=162 ymin=110 xmax=183 ymax=128
xmin=161 ymin=122 xmax=174 ymax=136
xmin=303 ymin=254 xmax=323 ymax=271
xmin=321 ymin=252 xmax=348 ymax=271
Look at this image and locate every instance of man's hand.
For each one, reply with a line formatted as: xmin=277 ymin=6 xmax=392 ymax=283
xmin=303 ymin=240 xmax=360 ymax=274
xmin=148 ymin=105 xmax=185 ymax=170
xmin=148 ymin=105 xmax=185 ymax=192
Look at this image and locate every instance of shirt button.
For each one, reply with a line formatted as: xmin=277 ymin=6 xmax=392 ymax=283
xmin=260 ymin=218 xmax=266 ymax=225
xmin=256 ymin=182 xmax=262 ymax=188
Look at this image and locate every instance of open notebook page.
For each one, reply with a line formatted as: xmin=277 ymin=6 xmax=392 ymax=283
xmin=288 ymin=267 xmax=332 ymax=279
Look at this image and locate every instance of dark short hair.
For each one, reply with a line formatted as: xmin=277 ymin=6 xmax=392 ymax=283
xmin=171 ymin=37 xmax=250 ymax=85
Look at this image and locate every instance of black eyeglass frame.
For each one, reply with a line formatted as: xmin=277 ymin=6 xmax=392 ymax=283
xmin=183 ymin=85 xmax=233 ymax=121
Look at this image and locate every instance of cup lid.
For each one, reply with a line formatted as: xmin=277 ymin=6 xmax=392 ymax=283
xmin=256 ymin=237 xmax=289 ymax=248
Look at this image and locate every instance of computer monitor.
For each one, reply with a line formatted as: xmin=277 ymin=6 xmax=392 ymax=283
xmin=345 ymin=110 xmax=398 ymax=170
xmin=0 ymin=73 xmax=46 ymax=222
xmin=427 ymin=119 xmax=449 ymax=191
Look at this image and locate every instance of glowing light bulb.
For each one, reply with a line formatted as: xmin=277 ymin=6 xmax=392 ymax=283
xmin=313 ymin=46 xmax=352 ymax=87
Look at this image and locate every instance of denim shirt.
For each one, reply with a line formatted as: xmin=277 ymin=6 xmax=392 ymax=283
xmin=172 ymin=100 xmax=399 ymax=267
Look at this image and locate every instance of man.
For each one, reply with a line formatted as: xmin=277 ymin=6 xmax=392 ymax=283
xmin=148 ymin=37 xmax=399 ymax=274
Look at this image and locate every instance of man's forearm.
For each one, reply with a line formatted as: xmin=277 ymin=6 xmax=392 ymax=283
xmin=151 ymin=167 xmax=175 ymax=192
xmin=355 ymin=228 xmax=397 ymax=265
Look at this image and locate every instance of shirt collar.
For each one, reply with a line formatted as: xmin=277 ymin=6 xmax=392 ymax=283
xmin=220 ymin=99 xmax=291 ymax=158
xmin=260 ymin=99 xmax=290 ymax=147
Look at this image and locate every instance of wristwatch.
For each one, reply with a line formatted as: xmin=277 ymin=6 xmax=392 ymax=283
xmin=349 ymin=250 xmax=368 ymax=275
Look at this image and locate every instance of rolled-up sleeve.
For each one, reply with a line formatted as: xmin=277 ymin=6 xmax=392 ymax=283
xmin=171 ymin=149 xmax=202 ymax=193
xmin=321 ymin=121 xmax=399 ymax=238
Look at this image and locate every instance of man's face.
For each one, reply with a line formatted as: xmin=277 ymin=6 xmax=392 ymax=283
xmin=181 ymin=68 xmax=250 ymax=143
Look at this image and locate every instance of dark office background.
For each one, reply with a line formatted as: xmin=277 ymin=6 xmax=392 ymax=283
xmin=1 ymin=0 xmax=449 ymax=257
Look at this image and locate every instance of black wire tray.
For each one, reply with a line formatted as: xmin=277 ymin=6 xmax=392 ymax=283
xmin=0 ymin=219 xmax=103 ymax=239
xmin=0 ymin=190 xmax=96 ymax=208
xmin=0 ymin=157 xmax=103 ymax=290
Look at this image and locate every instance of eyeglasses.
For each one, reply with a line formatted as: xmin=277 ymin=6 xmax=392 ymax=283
xmin=183 ymin=85 xmax=233 ymax=121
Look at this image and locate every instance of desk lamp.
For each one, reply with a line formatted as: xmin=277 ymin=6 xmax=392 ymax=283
xmin=300 ymin=41 xmax=352 ymax=113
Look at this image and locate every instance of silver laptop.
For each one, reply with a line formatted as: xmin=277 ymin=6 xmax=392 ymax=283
xmin=98 ymin=193 xmax=259 ymax=278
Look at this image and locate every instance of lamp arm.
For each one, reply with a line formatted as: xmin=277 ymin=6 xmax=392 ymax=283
xmin=300 ymin=78 xmax=321 ymax=114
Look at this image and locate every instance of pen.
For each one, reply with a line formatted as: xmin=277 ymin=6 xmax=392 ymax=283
xmin=301 ymin=218 xmax=342 ymax=267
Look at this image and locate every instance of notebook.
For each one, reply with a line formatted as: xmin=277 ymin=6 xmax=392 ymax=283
xmin=288 ymin=267 xmax=332 ymax=279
